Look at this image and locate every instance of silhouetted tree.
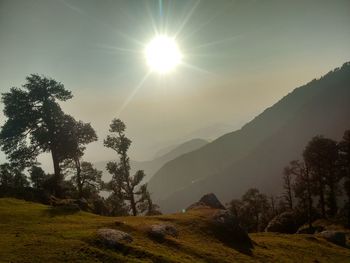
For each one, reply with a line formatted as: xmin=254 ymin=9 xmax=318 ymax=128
xmin=137 ymin=184 xmax=161 ymax=215
xmin=241 ymin=188 xmax=270 ymax=232
xmin=290 ymin=160 xmax=313 ymax=230
xmin=0 ymin=163 xmax=14 ymax=189
xmin=104 ymin=119 xmax=152 ymax=216
xmin=29 ymin=165 xmax=47 ymax=190
xmin=0 ymin=163 xmax=28 ymax=190
xmin=12 ymin=168 xmax=29 ymax=189
xmin=66 ymin=161 xmax=102 ymax=199
xmin=105 ymin=192 xmax=129 ymax=216
xmin=59 ymin=117 xmax=98 ymax=198
xmin=0 ymin=75 xmax=73 ymax=195
xmin=339 ymin=130 xmax=350 ymax=226
xmin=229 ymin=199 xmax=243 ymax=218
xmin=303 ymin=136 xmax=340 ymax=217
xmin=269 ymin=195 xmax=279 ymax=217
xmin=282 ymin=166 xmax=294 ymax=209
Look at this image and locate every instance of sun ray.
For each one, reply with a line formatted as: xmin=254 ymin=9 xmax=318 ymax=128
xmin=94 ymin=44 xmax=142 ymax=54
xmin=178 ymin=9 xmax=223 ymax=42
xmin=145 ymin=1 xmax=160 ymax=36
xmin=174 ymin=0 xmax=201 ymax=39
xmin=116 ymin=71 xmax=152 ymax=115
xmin=180 ymin=61 xmax=215 ymax=76
xmin=59 ymin=0 xmax=144 ymax=47
xmin=187 ymin=34 xmax=243 ymax=51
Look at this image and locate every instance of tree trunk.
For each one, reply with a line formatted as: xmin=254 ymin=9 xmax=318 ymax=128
xmin=130 ymin=195 xmax=137 ymax=216
xmin=75 ymin=158 xmax=82 ymax=198
xmin=328 ymin=182 xmax=337 ymax=217
xmin=121 ymin=151 xmax=138 ymax=216
xmin=319 ymin=181 xmax=326 ymax=218
xmin=288 ymin=188 xmax=293 ymax=210
xmin=51 ymin=150 xmax=62 ymax=197
xmin=306 ymin=167 xmax=313 ymax=230
xmin=347 ymin=196 xmax=350 ymax=228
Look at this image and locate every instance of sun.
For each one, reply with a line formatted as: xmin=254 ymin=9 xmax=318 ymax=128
xmin=145 ymin=35 xmax=182 ymax=73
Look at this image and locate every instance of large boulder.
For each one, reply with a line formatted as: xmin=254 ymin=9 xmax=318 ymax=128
xmin=187 ymin=193 xmax=226 ymax=210
xmin=97 ymin=228 xmax=133 ymax=247
xmin=211 ymin=210 xmax=253 ymax=249
xmin=265 ymin=211 xmax=299 ymax=234
xmin=317 ymin=231 xmax=346 ymax=247
xmin=148 ymin=224 xmax=178 ymax=240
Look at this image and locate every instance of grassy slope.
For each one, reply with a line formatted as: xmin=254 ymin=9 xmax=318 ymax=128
xmin=0 ymin=198 xmax=349 ymax=263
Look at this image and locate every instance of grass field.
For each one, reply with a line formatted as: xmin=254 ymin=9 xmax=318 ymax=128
xmin=0 ymin=198 xmax=349 ymax=262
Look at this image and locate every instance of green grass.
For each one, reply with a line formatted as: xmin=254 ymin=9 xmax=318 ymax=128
xmin=0 ymin=198 xmax=349 ymax=262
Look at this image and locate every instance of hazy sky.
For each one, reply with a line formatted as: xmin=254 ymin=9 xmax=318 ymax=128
xmin=0 ymin=0 xmax=350 ymax=166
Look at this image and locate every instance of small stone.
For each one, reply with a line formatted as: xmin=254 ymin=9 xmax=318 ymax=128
xmin=97 ymin=228 xmax=133 ymax=247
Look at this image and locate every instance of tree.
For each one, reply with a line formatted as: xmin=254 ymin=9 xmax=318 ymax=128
xmin=241 ymin=188 xmax=270 ymax=232
xmin=137 ymin=184 xmax=161 ymax=215
xmin=59 ymin=116 xmax=98 ymax=198
xmin=29 ymin=165 xmax=47 ymax=190
xmin=67 ymin=161 xmax=102 ymax=199
xmin=269 ymin=195 xmax=279 ymax=217
xmin=12 ymin=168 xmax=29 ymax=189
xmin=105 ymin=192 xmax=129 ymax=216
xmin=228 ymin=199 xmax=243 ymax=218
xmin=339 ymin=130 xmax=350 ymax=226
xmin=0 ymin=163 xmax=14 ymax=188
xmin=0 ymin=74 xmax=73 ymax=195
xmin=282 ymin=166 xmax=294 ymax=210
xmin=104 ymin=119 xmax=152 ymax=216
xmin=0 ymin=163 xmax=28 ymax=189
xmin=290 ymin=160 xmax=313 ymax=230
xmin=303 ymin=136 xmax=340 ymax=217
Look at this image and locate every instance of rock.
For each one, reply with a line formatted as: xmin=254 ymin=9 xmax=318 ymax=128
xmin=187 ymin=193 xmax=226 ymax=210
xmin=297 ymin=225 xmax=324 ymax=234
xmin=148 ymin=224 xmax=178 ymax=240
xmin=74 ymin=198 xmax=89 ymax=211
xmin=265 ymin=211 xmax=298 ymax=234
xmin=317 ymin=231 xmax=346 ymax=247
xmin=49 ymin=196 xmax=81 ymax=212
xmin=97 ymin=228 xmax=133 ymax=247
xmin=211 ymin=210 xmax=253 ymax=248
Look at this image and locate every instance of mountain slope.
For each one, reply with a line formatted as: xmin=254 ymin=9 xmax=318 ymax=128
xmin=148 ymin=62 xmax=350 ymax=213
xmin=95 ymin=138 xmax=208 ymax=183
xmin=1 ymin=198 xmax=350 ymax=262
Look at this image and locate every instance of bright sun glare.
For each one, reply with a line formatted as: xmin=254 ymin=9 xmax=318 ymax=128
xmin=145 ymin=35 xmax=182 ymax=73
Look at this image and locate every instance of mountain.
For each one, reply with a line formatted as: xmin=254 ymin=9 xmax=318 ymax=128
xmin=95 ymin=138 xmax=208 ymax=183
xmin=152 ymin=123 xmax=236 ymax=159
xmin=148 ymin=62 xmax=350 ymax=213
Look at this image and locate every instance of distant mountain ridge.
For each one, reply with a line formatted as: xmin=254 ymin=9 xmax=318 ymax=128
xmin=95 ymin=138 xmax=208 ymax=183
xmin=152 ymin=123 xmax=237 ymax=159
xmin=148 ymin=62 xmax=350 ymax=213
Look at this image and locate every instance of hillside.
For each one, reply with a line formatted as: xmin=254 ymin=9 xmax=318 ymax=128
xmin=148 ymin=62 xmax=350 ymax=213
xmin=1 ymin=198 xmax=350 ymax=262
xmin=95 ymin=138 xmax=208 ymax=183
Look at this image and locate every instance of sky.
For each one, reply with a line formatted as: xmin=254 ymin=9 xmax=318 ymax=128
xmin=0 ymin=0 xmax=350 ymax=167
